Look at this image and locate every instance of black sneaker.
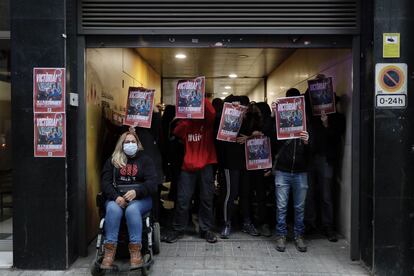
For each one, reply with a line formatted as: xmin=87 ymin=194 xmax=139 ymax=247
xmin=220 ymin=222 xmax=231 ymax=239
xmin=275 ymin=236 xmax=286 ymax=252
xmin=294 ymin=236 xmax=307 ymax=252
xmin=163 ymin=230 xmax=183 ymax=243
xmin=200 ymin=230 xmax=217 ymax=243
xmin=258 ymin=224 xmax=272 ymax=237
xmin=241 ymin=223 xmax=260 ymax=236
xmin=326 ymin=228 xmax=338 ymax=242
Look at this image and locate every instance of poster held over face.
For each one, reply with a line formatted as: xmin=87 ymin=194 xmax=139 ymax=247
xmin=124 ymin=87 xmax=155 ymax=128
xmin=217 ymin=103 xmax=247 ymax=142
xmin=274 ymin=96 xmax=307 ymax=140
xmin=175 ymin=76 xmax=205 ymax=119
xmin=34 ymin=113 xmax=66 ymax=157
xmin=33 ymin=68 xmax=65 ymax=113
xmin=307 ymin=77 xmax=336 ymax=116
xmin=245 ymin=136 xmax=272 ymax=170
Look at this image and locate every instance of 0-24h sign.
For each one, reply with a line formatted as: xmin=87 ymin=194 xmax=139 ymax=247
xmin=375 ymin=63 xmax=407 ymax=109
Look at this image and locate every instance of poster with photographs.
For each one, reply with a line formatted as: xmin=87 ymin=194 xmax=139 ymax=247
xmin=307 ymin=77 xmax=336 ymax=116
xmin=175 ymin=76 xmax=205 ymax=119
xmin=34 ymin=113 xmax=66 ymax=157
xmin=33 ymin=68 xmax=65 ymax=113
xmin=275 ymin=96 xmax=307 ymax=140
xmin=217 ymin=103 xmax=247 ymax=142
xmin=245 ymin=136 xmax=272 ymax=170
xmin=124 ymin=87 xmax=155 ymax=128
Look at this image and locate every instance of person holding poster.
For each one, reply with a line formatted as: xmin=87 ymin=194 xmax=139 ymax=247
xmin=219 ymin=96 xmax=261 ymax=239
xmin=304 ymin=90 xmax=346 ymax=242
xmin=175 ymin=76 xmax=205 ymax=119
xmin=271 ymin=88 xmax=311 ymax=253
xmin=163 ymin=98 xmax=218 ymax=244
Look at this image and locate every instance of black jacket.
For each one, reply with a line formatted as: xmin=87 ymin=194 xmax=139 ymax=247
xmin=101 ymin=151 xmax=158 ymax=201
xmin=274 ymin=139 xmax=310 ymax=173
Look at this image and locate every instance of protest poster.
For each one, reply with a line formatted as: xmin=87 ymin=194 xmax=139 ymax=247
xmin=124 ymin=87 xmax=155 ymax=128
xmin=307 ymin=77 xmax=336 ymax=116
xmin=245 ymin=136 xmax=272 ymax=170
xmin=275 ymin=96 xmax=307 ymax=140
xmin=217 ymin=103 xmax=247 ymax=142
xmin=34 ymin=113 xmax=66 ymax=157
xmin=33 ymin=68 xmax=65 ymax=113
xmin=175 ymin=76 xmax=205 ymax=119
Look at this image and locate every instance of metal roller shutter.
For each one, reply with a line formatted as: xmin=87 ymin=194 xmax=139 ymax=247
xmin=80 ymin=0 xmax=359 ymax=35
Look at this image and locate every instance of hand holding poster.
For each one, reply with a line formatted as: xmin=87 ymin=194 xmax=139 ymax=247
xmin=274 ymin=96 xmax=307 ymax=140
xmin=217 ymin=102 xmax=247 ymax=142
xmin=34 ymin=113 xmax=66 ymax=157
xmin=33 ymin=68 xmax=65 ymax=113
xmin=307 ymin=77 xmax=336 ymax=116
xmin=124 ymin=87 xmax=155 ymax=128
xmin=245 ymin=136 xmax=272 ymax=170
xmin=176 ymin=76 xmax=205 ymax=119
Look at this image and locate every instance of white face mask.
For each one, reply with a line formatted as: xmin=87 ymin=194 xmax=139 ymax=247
xmin=123 ymin=143 xmax=138 ymax=156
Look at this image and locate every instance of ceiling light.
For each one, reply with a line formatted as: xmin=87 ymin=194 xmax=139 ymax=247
xmin=175 ymin=53 xmax=186 ymax=59
xmin=222 ymin=92 xmax=229 ymax=95
xmin=238 ymin=55 xmax=249 ymax=58
xmin=220 ymin=96 xmax=225 ymax=99
xmin=229 ymin=73 xmax=238 ymax=78
xmin=224 ymin=86 xmax=232 ymax=89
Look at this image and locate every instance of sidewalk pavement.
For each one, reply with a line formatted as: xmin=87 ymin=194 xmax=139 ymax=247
xmin=0 ymin=232 xmax=369 ymax=276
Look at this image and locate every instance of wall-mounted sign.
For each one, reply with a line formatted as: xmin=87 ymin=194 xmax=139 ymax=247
xmin=375 ymin=63 xmax=407 ymax=108
xmin=33 ymin=68 xmax=65 ymax=113
xmin=34 ymin=113 xmax=66 ymax=157
xmin=383 ymin=33 xmax=400 ymax=58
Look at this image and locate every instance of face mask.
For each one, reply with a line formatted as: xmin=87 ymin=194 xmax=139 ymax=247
xmin=123 ymin=143 xmax=138 ymax=156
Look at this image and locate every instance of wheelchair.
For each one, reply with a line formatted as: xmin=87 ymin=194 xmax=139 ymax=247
xmin=90 ymin=193 xmax=161 ymax=276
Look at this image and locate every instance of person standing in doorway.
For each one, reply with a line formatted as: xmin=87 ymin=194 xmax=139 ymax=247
xmin=163 ymin=98 xmax=218 ymax=243
xmin=305 ymin=90 xmax=346 ymax=242
xmin=272 ymin=88 xmax=311 ymax=253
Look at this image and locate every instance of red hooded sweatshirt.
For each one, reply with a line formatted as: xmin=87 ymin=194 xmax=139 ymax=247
xmin=173 ymin=99 xmax=217 ymax=172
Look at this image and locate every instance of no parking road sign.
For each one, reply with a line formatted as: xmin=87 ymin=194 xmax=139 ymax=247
xmin=375 ymin=63 xmax=407 ymax=108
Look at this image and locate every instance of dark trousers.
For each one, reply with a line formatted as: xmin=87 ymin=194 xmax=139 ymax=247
xmin=305 ymin=154 xmax=334 ymax=229
xmin=172 ymin=165 xmax=215 ymax=233
xmin=248 ymin=170 xmax=267 ymax=225
xmin=222 ymin=169 xmax=251 ymax=224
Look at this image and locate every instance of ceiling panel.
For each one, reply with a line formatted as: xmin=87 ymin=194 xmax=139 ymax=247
xmin=136 ymin=47 xmax=294 ymax=103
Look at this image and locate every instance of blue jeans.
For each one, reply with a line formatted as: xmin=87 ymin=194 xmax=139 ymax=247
xmin=104 ymin=197 xmax=152 ymax=244
xmin=274 ymin=170 xmax=308 ymax=237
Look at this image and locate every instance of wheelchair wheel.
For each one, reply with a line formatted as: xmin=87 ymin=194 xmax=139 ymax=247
xmin=152 ymin=222 xmax=161 ymax=255
xmin=141 ymin=254 xmax=151 ymax=276
xmin=90 ymin=262 xmax=105 ymax=276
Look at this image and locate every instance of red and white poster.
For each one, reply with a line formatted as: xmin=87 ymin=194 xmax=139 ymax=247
xmin=33 ymin=68 xmax=65 ymax=113
xmin=175 ymin=76 xmax=205 ymax=119
xmin=307 ymin=77 xmax=336 ymax=116
xmin=274 ymin=96 xmax=307 ymax=140
xmin=124 ymin=87 xmax=155 ymax=128
xmin=245 ymin=136 xmax=272 ymax=170
xmin=34 ymin=113 xmax=66 ymax=157
xmin=217 ymin=103 xmax=247 ymax=142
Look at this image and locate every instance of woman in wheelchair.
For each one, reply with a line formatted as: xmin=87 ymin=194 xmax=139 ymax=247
xmin=100 ymin=130 xmax=157 ymax=270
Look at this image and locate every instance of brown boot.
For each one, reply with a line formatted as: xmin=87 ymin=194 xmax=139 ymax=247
xmin=128 ymin=243 xmax=143 ymax=269
xmin=100 ymin=243 xmax=117 ymax=269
